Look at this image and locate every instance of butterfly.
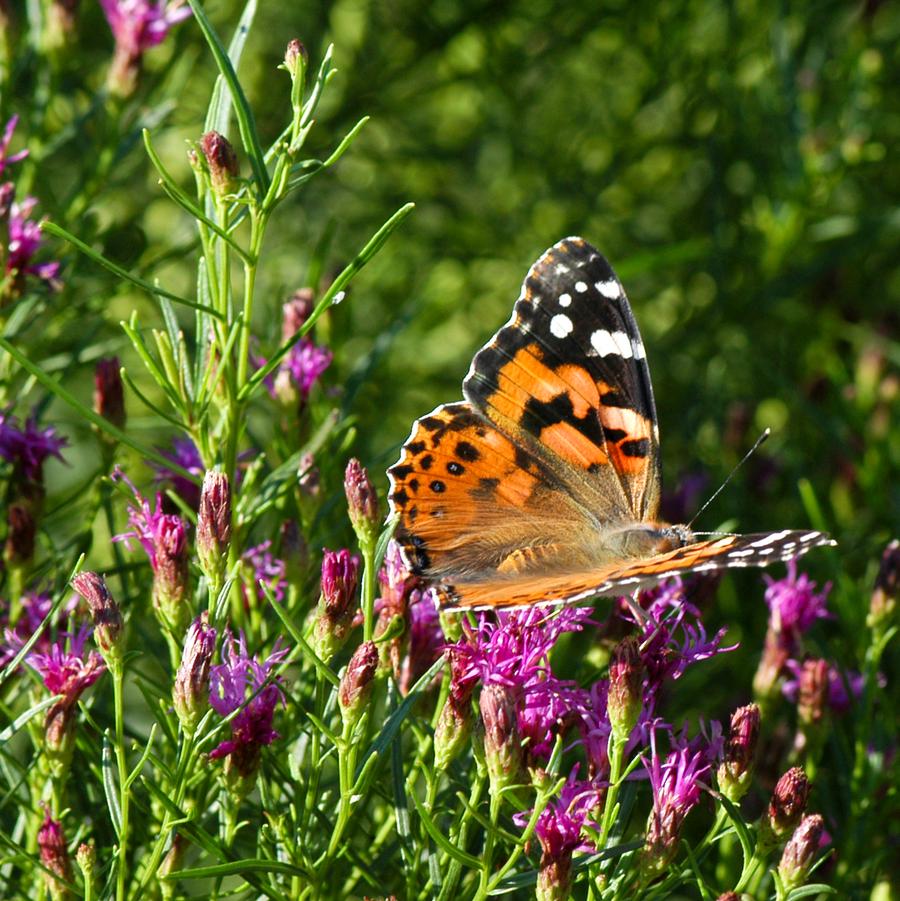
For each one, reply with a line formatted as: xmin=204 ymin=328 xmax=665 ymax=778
xmin=387 ymin=237 xmax=835 ymax=610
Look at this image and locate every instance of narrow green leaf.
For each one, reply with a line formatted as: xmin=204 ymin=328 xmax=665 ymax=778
xmin=786 ymin=885 xmax=838 ymax=899
xmin=0 ymin=695 xmax=57 ymax=743
xmin=205 ymin=0 xmax=258 ymax=134
xmin=120 ymin=369 xmax=186 ymax=430
xmin=718 ymin=795 xmax=755 ymax=864
xmin=0 ymin=336 xmax=198 ymax=479
xmin=186 ymin=0 xmax=268 ymax=192
xmin=320 ymin=116 xmax=369 ymax=168
xmin=102 ymin=734 xmax=123 ymax=837
xmin=267 ymin=591 xmax=340 ymax=688
xmin=172 ymin=858 xmax=306 ymax=879
xmin=409 ymin=791 xmax=483 ymax=869
xmin=40 ymin=221 xmax=221 ymax=317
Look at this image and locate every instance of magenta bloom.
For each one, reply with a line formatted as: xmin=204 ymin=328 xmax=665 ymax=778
xmin=398 ymin=586 xmax=445 ymax=694
xmin=0 ymin=116 xmax=28 ymax=176
xmin=242 ymin=541 xmax=288 ymax=605
xmin=283 ymin=338 xmax=332 ymax=398
xmin=1 ymin=591 xmax=68 ymax=668
xmin=100 ymin=0 xmax=191 ymax=55
xmin=0 ymin=411 xmax=67 ymax=481
xmin=151 ymin=436 xmax=204 ymax=509
xmin=782 ymin=658 xmax=864 ymax=714
xmin=533 ymin=769 xmax=601 ymax=859
xmin=6 ymin=196 xmax=61 ymax=288
xmin=26 ymin=626 xmax=105 ymax=701
xmin=209 ymin=630 xmax=287 ymax=761
xmin=764 ymin=561 xmax=832 ymax=648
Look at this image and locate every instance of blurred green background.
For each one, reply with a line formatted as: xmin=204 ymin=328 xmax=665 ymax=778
xmin=10 ymin=0 xmax=898 ymax=581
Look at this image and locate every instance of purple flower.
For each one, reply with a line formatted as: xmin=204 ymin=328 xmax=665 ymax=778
xmin=0 ymin=116 xmax=28 ymax=176
xmin=26 ymin=626 xmax=105 ymax=699
xmin=398 ymin=586 xmax=445 ymax=695
xmin=112 ymin=469 xmax=184 ymax=572
xmin=282 ymin=338 xmax=332 ymax=398
xmin=209 ymin=630 xmax=287 ymax=764
xmin=241 ymin=541 xmax=287 ymax=605
xmin=764 ymin=561 xmax=832 ymax=647
xmin=6 ymin=196 xmax=61 ymax=288
xmin=151 ymin=436 xmax=204 ymax=509
xmin=100 ymin=0 xmax=191 ymax=50
xmin=0 ymin=411 xmax=67 ymax=483
xmin=782 ymin=658 xmax=863 ymax=715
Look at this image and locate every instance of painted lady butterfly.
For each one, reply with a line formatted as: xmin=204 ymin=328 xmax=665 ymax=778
xmin=388 ymin=237 xmax=835 ymax=609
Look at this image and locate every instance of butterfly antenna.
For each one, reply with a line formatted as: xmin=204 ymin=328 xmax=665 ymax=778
xmin=687 ymin=428 xmax=771 ymax=529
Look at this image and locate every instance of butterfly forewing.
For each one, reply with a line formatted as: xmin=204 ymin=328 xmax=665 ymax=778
xmin=462 ymin=237 xmax=660 ymax=521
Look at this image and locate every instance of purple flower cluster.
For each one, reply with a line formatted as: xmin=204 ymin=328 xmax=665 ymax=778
xmin=241 ymin=541 xmax=288 ymax=606
xmin=0 ymin=117 xmax=60 ymax=301
xmin=0 ymin=410 xmax=67 ymax=484
xmin=209 ymin=631 xmax=287 ymax=765
xmin=151 ymin=436 xmax=204 ymax=509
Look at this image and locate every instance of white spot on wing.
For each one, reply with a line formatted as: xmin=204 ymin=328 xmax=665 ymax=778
xmin=575 ymin=280 xmax=588 ymax=293
xmin=596 ymin=279 xmax=619 ymax=298
xmin=590 ymin=329 xmax=633 ymax=358
xmin=558 ymin=293 xmax=572 ymax=307
xmin=550 ymin=314 xmax=574 ymax=338
xmin=750 ymin=530 xmax=792 ymax=548
xmin=631 ymin=339 xmax=646 ymax=360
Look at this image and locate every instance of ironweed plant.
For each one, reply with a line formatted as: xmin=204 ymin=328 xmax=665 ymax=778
xmin=0 ymin=3 xmax=896 ymax=901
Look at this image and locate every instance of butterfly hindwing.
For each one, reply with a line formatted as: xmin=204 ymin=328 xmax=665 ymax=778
xmin=463 ymin=237 xmax=660 ymax=521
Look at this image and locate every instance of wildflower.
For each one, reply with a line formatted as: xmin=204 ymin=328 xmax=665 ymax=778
xmin=38 ymin=808 xmax=72 ymax=899
xmin=344 ymin=458 xmax=379 ymax=546
xmin=71 ymin=571 xmax=124 ymax=662
xmin=0 ymin=116 xmax=28 ymax=176
xmin=283 ymin=39 xmax=308 ymax=79
xmin=480 ymin=682 xmax=525 ymax=796
xmin=763 ymin=766 xmax=810 ymax=843
xmin=5 ymin=501 xmax=35 ymax=565
xmin=778 ymin=813 xmax=828 ymax=892
xmin=271 ymin=337 xmax=332 ymax=405
xmin=374 ymin=539 xmax=418 ymax=675
xmin=100 ymin=0 xmax=192 ymax=97
xmin=1 ymin=590 xmax=55 ymax=667
xmin=0 ymin=410 xmax=67 ymax=491
xmin=398 ymin=586 xmax=444 ymax=694
xmin=868 ymin=539 xmax=899 ymax=630
xmin=113 ymin=471 xmax=190 ymax=635
xmin=313 ymin=548 xmax=360 ymax=661
xmin=158 ymin=833 xmax=187 ymax=888
xmin=173 ymin=613 xmax=216 ymax=733
xmin=640 ymin=732 xmax=713 ymax=880
xmin=241 ymin=540 xmax=287 ymax=606
xmin=530 ymin=771 xmax=601 ymax=901
xmin=199 ymin=131 xmax=239 ymax=197
xmin=339 ymin=640 xmax=379 ymax=725
xmin=75 ymin=841 xmax=96 ymax=894
xmin=209 ymin=630 xmax=287 ymax=796
xmin=196 ymin=470 xmax=231 ymax=588
xmin=3 ymin=195 xmax=62 ymax=299
xmin=434 ymin=646 xmax=478 ymax=769
xmin=151 ymin=436 xmax=203 ymax=509
xmin=93 ymin=357 xmax=126 ymax=431
xmin=281 ymin=288 xmax=314 ymax=341
xmin=26 ymin=627 xmax=105 ymax=769
xmin=607 ymin=636 xmax=643 ymax=744
xmin=717 ymin=704 xmax=760 ymax=802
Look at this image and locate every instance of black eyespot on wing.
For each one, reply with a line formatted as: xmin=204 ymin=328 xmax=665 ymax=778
xmin=430 ymin=479 xmax=446 ymax=494
xmin=455 ymin=441 xmax=480 ymax=462
xmin=447 ymin=461 xmax=464 ymax=475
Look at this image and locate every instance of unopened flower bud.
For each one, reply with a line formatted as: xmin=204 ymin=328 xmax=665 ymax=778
xmin=868 ymin=539 xmax=899 ymax=629
xmin=152 ymin=515 xmax=191 ymax=637
xmin=717 ymin=704 xmax=760 ymax=802
xmin=480 ymin=683 xmax=524 ymax=796
xmin=72 ymin=571 xmax=124 ymax=660
xmin=608 ymin=637 xmax=643 ymax=743
xmin=159 ymin=834 xmax=187 ymax=898
xmin=38 ymin=808 xmax=72 ymax=899
xmin=796 ymin=658 xmax=828 ymax=727
xmin=173 ymin=613 xmax=217 ymax=733
xmin=282 ymin=288 xmax=315 ymax=341
xmin=284 ymin=39 xmax=308 ymax=77
xmin=5 ymin=501 xmax=35 ymax=565
xmin=765 ymin=766 xmax=810 ymax=843
xmin=76 ymin=841 xmax=96 ymax=890
xmin=339 ymin=640 xmax=378 ymax=723
xmin=94 ymin=356 xmax=126 ymax=431
xmin=434 ymin=696 xmax=473 ymax=770
xmin=344 ymin=458 xmax=380 ymax=546
xmin=716 ymin=894 xmax=741 ymax=901
xmin=778 ymin=813 xmax=827 ymax=891
xmin=313 ymin=548 xmax=360 ymax=661
xmin=200 ymin=131 xmax=239 ymax=197
xmin=196 ymin=470 xmax=231 ymax=587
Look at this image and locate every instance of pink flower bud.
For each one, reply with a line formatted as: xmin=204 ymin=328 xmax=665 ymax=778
xmin=767 ymin=766 xmax=810 ymax=840
xmin=796 ymin=658 xmax=829 ymax=727
xmin=608 ymin=637 xmax=643 ymax=743
xmin=480 ymin=683 xmax=524 ymax=795
xmin=5 ymin=501 xmax=35 ymax=565
xmin=284 ymin=39 xmax=308 ymax=76
xmin=339 ymin=641 xmax=378 ymax=722
xmin=94 ymin=356 xmax=126 ymax=431
xmin=778 ymin=813 xmax=828 ymax=891
xmin=344 ymin=458 xmax=380 ymax=545
xmin=173 ymin=613 xmax=217 ymax=733
xmin=71 ymin=571 xmax=124 ymax=659
xmin=282 ymin=288 xmax=315 ymax=341
xmin=38 ymin=808 xmax=72 ymax=897
xmin=196 ymin=470 xmax=231 ymax=585
xmin=75 ymin=841 xmax=96 ymax=887
xmin=313 ymin=548 xmax=360 ymax=661
xmin=151 ymin=515 xmax=190 ymax=636
xmin=200 ymin=131 xmax=239 ymax=196
xmin=717 ymin=704 xmax=760 ymax=802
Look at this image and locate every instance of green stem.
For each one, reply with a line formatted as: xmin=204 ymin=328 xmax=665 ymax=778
xmin=361 ymin=537 xmax=377 ymax=642
xmin=111 ymin=659 xmax=131 ymax=901
xmin=598 ymin=734 xmax=627 ymax=849
xmin=474 ymin=791 xmax=502 ymax=900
